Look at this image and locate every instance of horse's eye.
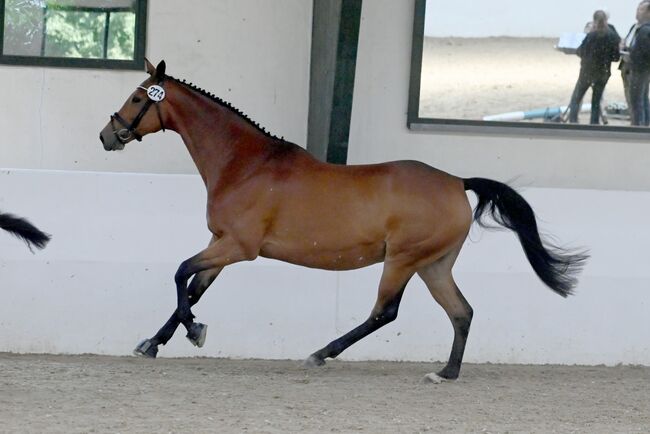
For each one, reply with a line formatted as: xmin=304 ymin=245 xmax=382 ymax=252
xmin=131 ymin=96 xmax=142 ymax=103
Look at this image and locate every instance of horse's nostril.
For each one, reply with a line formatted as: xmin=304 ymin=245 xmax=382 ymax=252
xmin=99 ymin=133 xmax=104 ymax=144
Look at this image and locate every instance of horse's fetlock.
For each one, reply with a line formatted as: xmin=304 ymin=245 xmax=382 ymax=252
xmin=327 ymin=342 xmax=344 ymax=358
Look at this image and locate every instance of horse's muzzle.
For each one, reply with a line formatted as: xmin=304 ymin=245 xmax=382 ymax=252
xmin=99 ymin=125 xmax=125 ymax=151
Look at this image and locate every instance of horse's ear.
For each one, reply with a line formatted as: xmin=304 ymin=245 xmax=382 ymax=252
xmin=156 ymin=60 xmax=166 ymax=78
xmin=144 ymin=57 xmax=156 ymax=75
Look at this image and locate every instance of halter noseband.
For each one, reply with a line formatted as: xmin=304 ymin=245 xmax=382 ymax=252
xmin=111 ymin=77 xmax=166 ymax=144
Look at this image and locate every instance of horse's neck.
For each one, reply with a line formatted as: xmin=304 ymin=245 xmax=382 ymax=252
xmin=167 ymin=85 xmax=270 ymax=186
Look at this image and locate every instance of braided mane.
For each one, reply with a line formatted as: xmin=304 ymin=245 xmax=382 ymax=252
xmin=165 ymin=75 xmax=283 ymax=141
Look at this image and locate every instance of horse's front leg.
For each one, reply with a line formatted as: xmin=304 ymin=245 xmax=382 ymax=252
xmin=173 ymin=235 xmax=256 ymax=343
xmin=135 ymin=235 xmax=253 ymax=357
xmin=134 ymin=267 xmax=222 ymax=358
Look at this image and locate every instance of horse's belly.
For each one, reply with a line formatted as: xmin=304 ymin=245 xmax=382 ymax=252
xmin=259 ymin=240 xmax=386 ymax=271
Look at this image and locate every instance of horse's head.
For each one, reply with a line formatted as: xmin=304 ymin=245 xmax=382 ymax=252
xmin=99 ymin=58 xmax=168 ymax=151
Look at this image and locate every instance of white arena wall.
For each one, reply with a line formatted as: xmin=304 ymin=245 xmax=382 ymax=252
xmin=1 ymin=169 xmax=649 ymax=366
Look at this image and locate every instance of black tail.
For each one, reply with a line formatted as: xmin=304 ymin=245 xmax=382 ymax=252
xmin=0 ymin=212 xmax=51 ymax=251
xmin=464 ymin=178 xmax=588 ymax=297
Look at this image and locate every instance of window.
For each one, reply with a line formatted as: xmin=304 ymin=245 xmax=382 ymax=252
xmin=1 ymin=0 xmax=147 ymax=69
xmin=408 ymin=0 xmax=650 ymax=138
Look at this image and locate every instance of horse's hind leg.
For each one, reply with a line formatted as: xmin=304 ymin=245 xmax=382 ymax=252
xmin=134 ymin=267 xmax=222 ymax=358
xmin=304 ymin=264 xmax=414 ymax=366
xmin=418 ymin=247 xmax=473 ymax=383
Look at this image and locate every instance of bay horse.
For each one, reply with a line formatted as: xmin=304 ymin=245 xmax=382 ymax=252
xmin=0 ymin=211 xmax=50 ymax=251
xmin=99 ymin=60 xmax=588 ymax=382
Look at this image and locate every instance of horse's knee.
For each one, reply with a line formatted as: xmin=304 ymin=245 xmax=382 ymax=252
xmin=175 ymin=260 xmax=192 ymax=285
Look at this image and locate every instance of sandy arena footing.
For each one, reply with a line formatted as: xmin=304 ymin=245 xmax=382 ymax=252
xmin=1 ymin=353 xmax=648 ymax=433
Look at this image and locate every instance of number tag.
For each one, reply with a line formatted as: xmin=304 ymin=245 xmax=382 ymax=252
xmin=146 ymin=85 xmax=165 ymax=102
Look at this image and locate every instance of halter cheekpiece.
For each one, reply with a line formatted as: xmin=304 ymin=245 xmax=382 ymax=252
xmin=111 ymin=76 xmax=166 ymax=143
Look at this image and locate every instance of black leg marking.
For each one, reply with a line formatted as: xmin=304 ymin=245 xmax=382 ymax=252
xmin=436 ymin=308 xmax=473 ymax=381
xmin=135 ymin=270 xmax=218 ymax=358
xmin=305 ymin=287 xmax=405 ymax=366
xmin=175 ymin=260 xmax=197 ymax=330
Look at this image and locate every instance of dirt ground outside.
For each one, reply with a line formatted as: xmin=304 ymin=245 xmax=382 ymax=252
xmin=1 ymin=353 xmax=648 ymax=433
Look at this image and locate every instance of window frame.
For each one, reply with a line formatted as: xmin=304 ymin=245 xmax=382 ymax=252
xmin=0 ymin=0 xmax=147 ymax=70
xmin=407 ymin=0 xmax=650 ymax=140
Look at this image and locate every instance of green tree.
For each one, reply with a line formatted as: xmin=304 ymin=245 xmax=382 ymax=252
xmin=107 ymin=12 xmax=135 ymax=60
xmin=4 ymin=0 xmax=46 ymax=55
xmin=44 ymin=8 xmax=106 ymax=58
xmin=4 ymin=0 xmax=135 ymax=59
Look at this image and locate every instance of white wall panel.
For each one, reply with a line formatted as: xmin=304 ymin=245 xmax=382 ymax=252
xmin=1 ymin=169 xmax=648 ymax=366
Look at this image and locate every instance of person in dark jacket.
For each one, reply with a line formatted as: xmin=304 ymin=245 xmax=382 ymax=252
xmin=618 ymin=1 xmax=650 ymax=114
xmin=628 ymin=2 xmax=650 ymax=125
xmin=568 ymin=10 xmax=621 ymax=124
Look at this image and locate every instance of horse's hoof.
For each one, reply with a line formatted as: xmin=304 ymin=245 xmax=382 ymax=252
xmin=186 ymin=322 xmax=208 ymax=348
xmin=423 ymin=373 xmax=444 ymax=384
xmin=303 ymin=354 xmax=326 ymax=368
xmin=133 ymin=339 xmax=158 ymax=358
xmin=423 ymin=372 xmax=456 ymax=384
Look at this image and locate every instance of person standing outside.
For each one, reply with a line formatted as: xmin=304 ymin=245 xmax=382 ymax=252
xmin=628 ymin=2 xmax=650 ymax=125
xmin=568 ymin=10 xmax=621 ymax=124
xmin=618 ymin=1 xmax=650 ymax=109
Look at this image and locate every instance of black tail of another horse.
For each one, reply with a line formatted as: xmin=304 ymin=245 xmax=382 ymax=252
xmin=464 ymin=178 xmax=588 ymax=297
xmin=0 ymin=211 xmax=51 ymax=251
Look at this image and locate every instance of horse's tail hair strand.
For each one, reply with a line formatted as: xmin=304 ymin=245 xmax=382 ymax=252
xmin=0 ymin=212 xmax=51 ymax=252
xmin=464 ymin=178 xmax=589 ymax=297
